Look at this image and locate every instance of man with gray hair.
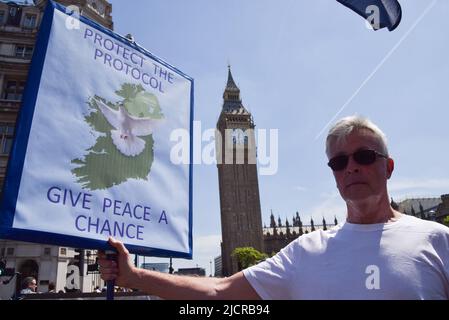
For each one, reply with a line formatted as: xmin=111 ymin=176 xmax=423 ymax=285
xmin=98 ymin=115 xmax=449 ymax=299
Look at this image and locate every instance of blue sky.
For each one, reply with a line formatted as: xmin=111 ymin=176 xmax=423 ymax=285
xmin=108 ymin=0 xmax=449 ymax=273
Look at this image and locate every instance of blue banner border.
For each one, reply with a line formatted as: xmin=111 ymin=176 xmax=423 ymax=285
xmin=0 ymin=1 xmax=194 ymax=259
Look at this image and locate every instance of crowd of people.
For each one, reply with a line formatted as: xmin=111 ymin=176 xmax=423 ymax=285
xmin=18 ymin=277 xmax=131 ymax=296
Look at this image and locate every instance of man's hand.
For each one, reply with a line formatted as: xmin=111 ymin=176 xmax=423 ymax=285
xmin=98 ymin=237 xmax=137 ymax=289
xmin=98 ymin=237 xmax=260 ymax=299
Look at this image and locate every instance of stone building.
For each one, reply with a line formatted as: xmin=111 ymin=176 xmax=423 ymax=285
xmin=216 ymin=67 xmax=264 ymax=276
xmin=393 ymin=194 xmax=449 ymax=225
xmin=263 ymin=211 xmax=337 ymax=256
xmin=0 ymin=0 xmax=112 ymax=299
xmin=214 ymin=255 xmax=222 ymax=277
xmin=435 ymin=194 xmax=449 ymax=225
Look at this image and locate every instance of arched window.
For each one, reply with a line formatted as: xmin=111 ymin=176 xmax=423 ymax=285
xmin=16 ymin=259 xmax=39 ymax=294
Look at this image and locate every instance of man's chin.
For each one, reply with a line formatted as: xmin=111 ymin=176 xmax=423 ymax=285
xmin=342 ymin=190 xmax=373 ymax=202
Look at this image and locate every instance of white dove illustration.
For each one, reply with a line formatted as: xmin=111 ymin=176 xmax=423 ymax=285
xmin=94 ymin=98 xmax=163 ymax=157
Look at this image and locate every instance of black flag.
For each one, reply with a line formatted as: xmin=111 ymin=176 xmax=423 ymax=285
xmin=337 ymin=0 xmax=402 ymax=31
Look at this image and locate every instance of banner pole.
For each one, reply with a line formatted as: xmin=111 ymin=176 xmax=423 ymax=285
xmin=105 ymin=250 xmax=116 ymax=300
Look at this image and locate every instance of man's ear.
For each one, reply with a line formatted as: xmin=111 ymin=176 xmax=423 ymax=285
xmin=386 ymin=158 xmax=394 ymax=179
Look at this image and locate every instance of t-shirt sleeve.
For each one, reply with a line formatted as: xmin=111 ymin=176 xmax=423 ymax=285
xmin=243 ymin=239 xmax=299 ymax=299
xmin=435 ymin=226 xmax=449 ymax=297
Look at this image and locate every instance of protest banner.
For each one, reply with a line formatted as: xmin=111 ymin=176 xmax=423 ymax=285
xmin=0 ymin=1 xmax=193 ymax=258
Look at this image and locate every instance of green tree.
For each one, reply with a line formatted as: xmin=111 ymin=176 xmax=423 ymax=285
xmin=443 ymin=216 xmax=449 ymax=226
xmin=231 ymin=247 xmax=268 ymax=271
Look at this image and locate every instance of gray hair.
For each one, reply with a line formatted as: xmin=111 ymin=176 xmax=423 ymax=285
xmin=325 ymin=115 xmax=388 ymax=157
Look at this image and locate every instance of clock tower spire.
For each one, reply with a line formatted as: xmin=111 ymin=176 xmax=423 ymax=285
xmin=216 ymin=67 xmax=264 ymax=276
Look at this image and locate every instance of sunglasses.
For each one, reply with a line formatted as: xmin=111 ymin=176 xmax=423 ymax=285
xmin=328 ymin=149 xmax=388 ymax=171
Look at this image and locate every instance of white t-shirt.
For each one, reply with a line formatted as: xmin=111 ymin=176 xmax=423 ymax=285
xmin=243 ymin=215 xmax=449 ymax=299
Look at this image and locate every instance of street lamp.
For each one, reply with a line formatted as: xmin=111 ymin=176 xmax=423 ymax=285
xmin=209 ymin=260 xmax=212 ymax=277
xmin=169 ymin=257 xmax=174 ymax=274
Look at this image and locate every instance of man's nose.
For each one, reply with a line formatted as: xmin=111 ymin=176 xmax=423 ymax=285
xmin=345 ymin=156 xmax=360 ymax=173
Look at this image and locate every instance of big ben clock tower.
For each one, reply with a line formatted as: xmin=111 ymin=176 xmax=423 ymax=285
xmin=216 ymin=67 xmax=264 ymax=276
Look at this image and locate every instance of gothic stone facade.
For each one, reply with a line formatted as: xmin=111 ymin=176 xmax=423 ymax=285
xmin=216 ymin=68 xmax=263 ymax=276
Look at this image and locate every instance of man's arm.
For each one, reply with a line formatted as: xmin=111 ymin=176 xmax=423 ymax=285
xmin=98 ymin=237 xmax=261 ymax=300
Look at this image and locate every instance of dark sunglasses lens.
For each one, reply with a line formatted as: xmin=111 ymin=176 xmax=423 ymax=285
xmin=328 ymin=155 xmax=348 ymax=171
xmin=353 ymin=150 xmax=376 ymax=165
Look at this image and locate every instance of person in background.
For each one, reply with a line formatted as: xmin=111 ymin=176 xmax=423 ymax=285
xmin=20 ymin=277 xmax=37 ymax=295
xmin=47 ymin=282 xmax=56 ymax=293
